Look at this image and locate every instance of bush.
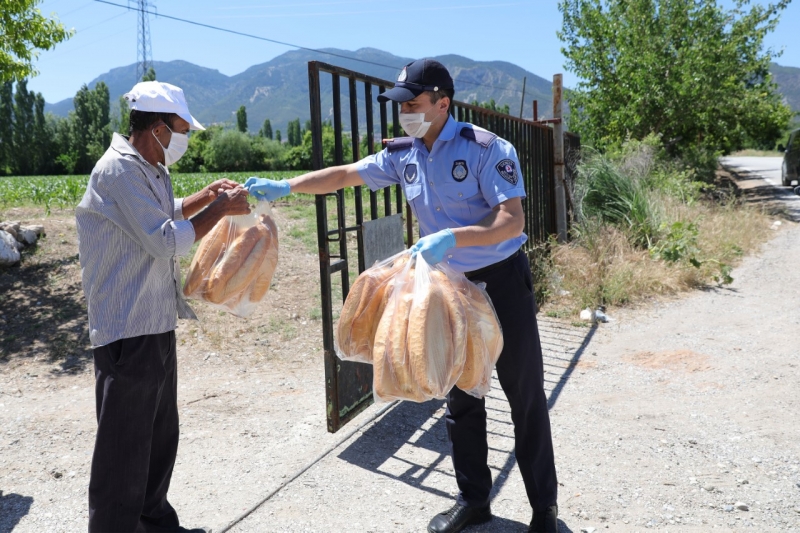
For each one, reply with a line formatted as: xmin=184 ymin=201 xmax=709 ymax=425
xmin=203 ymin=130 xmax=254 ymax=172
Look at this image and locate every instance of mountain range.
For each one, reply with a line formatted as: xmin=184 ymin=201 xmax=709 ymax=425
xmin=44 ymin=47 xmax=554 ymax=133
xmin=45 ymin=49 xmax=800 ymax=134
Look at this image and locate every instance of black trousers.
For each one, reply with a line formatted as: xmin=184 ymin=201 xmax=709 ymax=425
xmin=88 ymin=331 xmax=181 ymax=533
xmin=447 ymin=252 xmax=558 ymax=511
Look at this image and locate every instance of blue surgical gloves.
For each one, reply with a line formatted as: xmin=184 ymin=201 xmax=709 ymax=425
xmin=243 ymin=177 xmax=291 ymax=201
xmin=410 ymin=229 xmax=457 ymax=265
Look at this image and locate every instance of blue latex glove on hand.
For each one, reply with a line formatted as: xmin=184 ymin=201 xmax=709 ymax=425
xmin=243 ymin=177 xmax=291 ymax=201
xmin=410 ymin=229 xmax=457 ymax=265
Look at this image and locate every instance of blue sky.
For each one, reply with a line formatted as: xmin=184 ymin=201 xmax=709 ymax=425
xmin=27 ymin=0 xmax=800 ymax=104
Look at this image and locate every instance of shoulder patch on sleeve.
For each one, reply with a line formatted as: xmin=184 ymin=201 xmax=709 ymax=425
xmin=382 ymin=137 xmax=414 ymax=152
xmin=460 ymin=126 xmax=497 ymax=148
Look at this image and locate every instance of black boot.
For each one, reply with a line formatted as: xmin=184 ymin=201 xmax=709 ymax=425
xmin=528 ymin=505 xmax=558 ymax=532
xmin=427 ymin=503 xmax=492 ymax=533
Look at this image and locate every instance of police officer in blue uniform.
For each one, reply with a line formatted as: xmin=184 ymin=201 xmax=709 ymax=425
xmin=244 ymin=58 xmax=559 ymax=533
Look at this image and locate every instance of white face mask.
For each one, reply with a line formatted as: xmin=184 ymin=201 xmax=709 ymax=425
xmin=399 ymin=104 xmax=438 ymax=138
xmin=152 ymin=124 xmax=189 ymax=166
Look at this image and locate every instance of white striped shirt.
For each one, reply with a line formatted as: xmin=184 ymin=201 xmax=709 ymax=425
xmin=76 ymin=133 xmax=196 ymax=348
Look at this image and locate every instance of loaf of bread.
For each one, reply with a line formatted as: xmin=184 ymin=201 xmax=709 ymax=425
xmin=455 ymin=280 xmax=504 ymax=392
xmin=248 ymin=214 xmax=279 ymax=302
xmin=183 ymin=217 xmax=231 ymax=297
xmin=406 ymin=270 xmax=467 ymax=397
xmin=372 ymin=284 xmax=426 ymax=401
xmin=336 ymin=254 xmax=409 ymax=363
xmin=206 ymin=224 xmax=265 ymax=304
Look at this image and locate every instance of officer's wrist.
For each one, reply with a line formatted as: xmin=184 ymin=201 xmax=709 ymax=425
xmin=443 ymin=228 xmax=457 ymax=249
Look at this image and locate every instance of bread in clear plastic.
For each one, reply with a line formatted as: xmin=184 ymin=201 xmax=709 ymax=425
xmin=183 ymin=200 xmax=279 ymax=317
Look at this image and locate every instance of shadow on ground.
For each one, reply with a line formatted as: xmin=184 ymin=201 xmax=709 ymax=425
xmin=722 ymin=166 xmax=800 ymax=222
xmin=0 ymin=491 xmax=34 ymax=533
xmin=0 ymin=246 xmax=91 ymax=375
xmin=337 ymin=322 xmax=595 ymax=531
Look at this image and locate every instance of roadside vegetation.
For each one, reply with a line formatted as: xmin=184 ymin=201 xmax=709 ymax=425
xmin=534 ymin=136 xmax=774 ymax=315
xmin=540 ymin=0 xmax=792 ymax=315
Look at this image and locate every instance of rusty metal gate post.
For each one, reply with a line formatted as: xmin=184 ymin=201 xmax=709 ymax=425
xmin=552 ymin=74 xmax=568 ymax=243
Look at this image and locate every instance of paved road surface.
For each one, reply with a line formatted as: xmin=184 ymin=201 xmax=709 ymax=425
xmin=720 ymin=156 xmax=786 ymax=187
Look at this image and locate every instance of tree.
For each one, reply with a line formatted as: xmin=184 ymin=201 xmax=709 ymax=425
xmin=112 ymin=95 xmax=130 ymax=135
xmin=32 ymin=92 xmax=51 ymax=174
xmin=13 ymin=79 xmax=35 ymax=175
xmin=71 ymin=82 xmax=111 ymax=173
xmin=236 ymin=105 xmax=248 ymax=133
xmin=472 ymin=99 xmax=510 ymax=115
xmin=558 ymin=0 xmax=793 ymax=154
xmin=0 ymin=82 xmax=13 ymax=174
xmin=287 ymin=118 xmax=302 ymax=146
xmin=203 ymin=130 xmax=253 ymax=171
xmin=275 ymin=130 xmax=282 ymax=143
xmin=260 ymin=118 xmax=272 ymax=139
xmin=141 ymin=67 xmax=156 ymax=82
xmin=0 ymin=1 xmax=74 ymax=82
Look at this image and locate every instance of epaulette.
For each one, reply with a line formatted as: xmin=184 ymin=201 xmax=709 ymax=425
xmin=460 ymin=126 xmax=497 ymax=148
xmin=382 ymin=137 xmax=414 ymax=152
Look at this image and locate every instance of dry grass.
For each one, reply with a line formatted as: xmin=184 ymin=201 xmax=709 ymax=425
xmin=541 ymin=197 xmax=774 ymax=313
xmin=729 ymin=149 xmax=783 ymax=157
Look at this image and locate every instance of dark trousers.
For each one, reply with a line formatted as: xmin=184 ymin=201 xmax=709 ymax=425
xmin=88 ymin=331 xmax=181 ymax=533
xmin=447 ymin=252 xmax=558 ymax=511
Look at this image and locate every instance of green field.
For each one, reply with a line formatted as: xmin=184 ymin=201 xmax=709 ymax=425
xmin=0 ymin=171 xmax=303 ymax=214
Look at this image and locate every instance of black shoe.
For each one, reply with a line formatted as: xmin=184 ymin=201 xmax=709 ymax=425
xmin=427 ymin=503 xmax=492 ymax=533
xmin=528 ymin=505 xmax=558 ymax=532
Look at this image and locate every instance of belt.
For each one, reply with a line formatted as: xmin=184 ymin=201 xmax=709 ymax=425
xmin=465 ymin=249 xmax=521 ymax=280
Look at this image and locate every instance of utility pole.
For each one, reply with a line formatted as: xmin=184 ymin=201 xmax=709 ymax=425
xmin=131 ymin=0 xmax=155 ymax=82
xmin=552 ymin=74 xmax=567 ymax=243
xmin=519 ymin=76 xmax=527 ymax=119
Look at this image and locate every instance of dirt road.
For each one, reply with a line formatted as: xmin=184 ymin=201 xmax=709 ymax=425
xmin=1 ymin=167 xmax=799 ymax=532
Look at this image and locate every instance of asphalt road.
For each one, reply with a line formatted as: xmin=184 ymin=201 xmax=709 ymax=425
xmin=719 ymin=156 xmax=787 ymax=187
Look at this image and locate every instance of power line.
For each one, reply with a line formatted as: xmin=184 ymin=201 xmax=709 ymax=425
xmin=93 ymin=0 xmax=531 ymax=97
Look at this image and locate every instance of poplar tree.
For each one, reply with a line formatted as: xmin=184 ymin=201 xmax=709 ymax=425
xmin=0 ymin=82 xmax=13 ymax=174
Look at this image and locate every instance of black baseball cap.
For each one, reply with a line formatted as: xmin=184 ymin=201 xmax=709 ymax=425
xmin=378 ymin=59 xmax=454 ymax=103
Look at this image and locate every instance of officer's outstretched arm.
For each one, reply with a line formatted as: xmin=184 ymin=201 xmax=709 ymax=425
xmin=288 ymin=163 xmax=366 ymax=195
xmin=451 ymin=197 xmax=525 ymax=248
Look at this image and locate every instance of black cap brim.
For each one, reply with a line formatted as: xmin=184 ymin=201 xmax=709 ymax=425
xmin=377 ymin=85 xmax=422 ymax=103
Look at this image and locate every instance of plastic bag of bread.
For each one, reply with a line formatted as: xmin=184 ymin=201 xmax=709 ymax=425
xmin=183 ymin=200 xmax=279 ymax=317
xmin=335 ymin=253 xmax=410 ymax=363
xmin=372 ymin=253 xmax=469 ymax=402
xmin=449 ymin=276 xmax=504 ymax=399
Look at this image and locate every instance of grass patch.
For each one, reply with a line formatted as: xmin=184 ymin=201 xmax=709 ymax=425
xmin=729 ymin=149 xmax=783 ymax=157
xmin=0 ymin=171 xmax=304 ymax=215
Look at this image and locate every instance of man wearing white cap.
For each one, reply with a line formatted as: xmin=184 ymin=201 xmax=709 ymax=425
xmin=76 ymin=81 xmax=249 ymax=533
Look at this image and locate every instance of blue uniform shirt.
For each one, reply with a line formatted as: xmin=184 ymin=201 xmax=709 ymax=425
xmin=357 ymin=115 xmax=527 ymax=272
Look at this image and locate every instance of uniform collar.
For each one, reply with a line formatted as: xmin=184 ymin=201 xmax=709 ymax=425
xmin=438 ymin=115 xmax=457 ymax=142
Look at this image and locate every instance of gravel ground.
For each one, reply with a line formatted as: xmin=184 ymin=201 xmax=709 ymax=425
xmin=2 ymin=171 xmax=800 ymax=532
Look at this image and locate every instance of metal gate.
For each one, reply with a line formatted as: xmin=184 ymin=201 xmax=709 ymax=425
xmin=308 ymin=61 xmax=563 ymax=432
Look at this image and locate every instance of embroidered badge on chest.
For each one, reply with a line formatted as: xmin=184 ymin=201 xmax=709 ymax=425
xmin=496 ymin=159 xmax=518 ymax=185
xmin=451 ymin=160 xmax=468 ymax=182
xmin=404 ymin=163 xmax=418 ymax=184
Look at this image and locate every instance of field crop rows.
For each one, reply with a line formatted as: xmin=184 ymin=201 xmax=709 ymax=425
xmin=0 ymin=171 xmax=303 ymax=214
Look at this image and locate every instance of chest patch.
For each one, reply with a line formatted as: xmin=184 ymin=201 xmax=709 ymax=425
xmin=404 ymin=163 xmax=418 ymax=184
xmin=451 ymin=160 xmax=468 ymax=182
xmin=496 ymin=159 xmax=518 ymax=185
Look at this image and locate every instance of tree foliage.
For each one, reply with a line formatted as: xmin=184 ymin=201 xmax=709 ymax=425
xmin=236 ymin=105 xmax=247 ymax=133
xmin=1 ymin=0 xmax=74 ymax=82
xmin=141 ymin=67 xmax=156 ymax=82
xmin=558 ymin=0 xmax=793 ymax=154
xmin=472 ymin=99 xmax=510 ymax=115
xmin=260 ymin=118 xmax=272 ymax=139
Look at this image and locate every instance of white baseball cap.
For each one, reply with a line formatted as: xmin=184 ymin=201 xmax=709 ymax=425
xmin=123 ymin=81 xmax=205 ymax=130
